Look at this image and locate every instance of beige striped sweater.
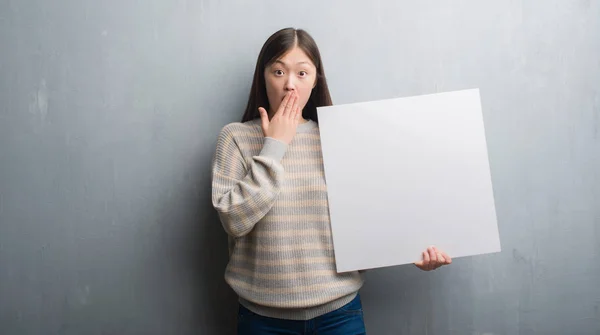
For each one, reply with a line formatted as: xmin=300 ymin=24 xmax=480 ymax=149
xmin=211 ymin=118 xmax=364 ymax=320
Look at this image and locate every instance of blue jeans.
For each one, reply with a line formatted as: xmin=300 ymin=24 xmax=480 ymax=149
xmin=237 ymin=293 xmax=366 ymax=334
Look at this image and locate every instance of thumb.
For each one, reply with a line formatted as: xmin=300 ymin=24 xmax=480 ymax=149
xmin=258 ymin=107 xmax=269 ymax=134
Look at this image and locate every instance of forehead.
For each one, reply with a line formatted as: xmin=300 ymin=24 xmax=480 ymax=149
xmin=270 ymin=46 xmax=316 ymax=67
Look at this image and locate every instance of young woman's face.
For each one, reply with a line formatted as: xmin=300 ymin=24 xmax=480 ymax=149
xmin=264 ymin=46 xmax=317 ymax=118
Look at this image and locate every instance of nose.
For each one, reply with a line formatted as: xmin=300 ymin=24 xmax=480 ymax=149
xmin=284 ymin=75 xmax=296 ymax=92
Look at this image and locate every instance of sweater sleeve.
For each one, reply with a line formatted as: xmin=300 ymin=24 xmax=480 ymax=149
xmin=211 ymin=125 xmax=287 ymax=238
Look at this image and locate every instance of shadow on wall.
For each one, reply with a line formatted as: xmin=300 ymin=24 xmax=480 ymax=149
xmin=193 ymin=206 xmax=238 ymax=334
xmin=189 ymin=157 xmax=238 ymax=334
xmin=150 ymin=146 xmax=238 ymax=334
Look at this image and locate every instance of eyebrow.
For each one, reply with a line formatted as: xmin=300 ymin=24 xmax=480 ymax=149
xmin=273 ymin=60 xmax=311 ymax=66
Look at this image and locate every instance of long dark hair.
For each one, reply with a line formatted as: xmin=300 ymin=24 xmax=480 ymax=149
xmin=241 ymin=28 xmax=332 ymax=123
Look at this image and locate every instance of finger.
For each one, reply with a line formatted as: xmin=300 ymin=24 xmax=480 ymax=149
xmin=277 ymin=92 xmax=292 ymax=116
xmin=442 ymin=251 xmax=452 ymax=264
xmin=258 ymin=107 xmax=269 ymax=134
xmin=436 ymin=252 xmax=446 ymax=264
xmin=432 ymin=246 xmax=441 ymax=268
xmin=422 ymin=251 xmax=430 ymax=270
xmin=280 ymin=91 xmax=293 ymax=116
xmin=428 ymin=247 xmax=437 ymax=270
xmin=433 ymin=246 xmax=451 ymax=265
xmin=282 ymin=92 xmax=296 ymax=117
xmin=434 ymin=253 xmax=445 ymax=269
xmin=290 ymin=94 xmax=300 ymax=120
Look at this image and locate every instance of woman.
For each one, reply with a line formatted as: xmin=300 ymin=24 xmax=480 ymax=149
xmin=211 ymin=27 xmax=452 ymax=334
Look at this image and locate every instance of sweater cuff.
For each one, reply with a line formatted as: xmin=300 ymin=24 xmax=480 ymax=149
xmin=260 ymin=137 xmax=287 ymax=161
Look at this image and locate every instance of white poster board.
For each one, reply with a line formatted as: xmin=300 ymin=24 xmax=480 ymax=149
xmin=316 ymin=88 xmax=501 ymax=273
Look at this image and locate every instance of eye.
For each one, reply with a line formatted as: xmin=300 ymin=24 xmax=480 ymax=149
xmin=299 ymin=71 xmax=308 ymax=77
xmin=274 ymin=69 xmax=284 ymax=76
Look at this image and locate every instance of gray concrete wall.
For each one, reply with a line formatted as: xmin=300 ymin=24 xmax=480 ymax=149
xmin=1 ymin=0 xmax=598 ymax=334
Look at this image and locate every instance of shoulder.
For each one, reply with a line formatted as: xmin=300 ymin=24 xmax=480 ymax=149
xmin=216 ymin=119 xmax=263 ymax=147
xmin=219 ymin=119 xmax=261 ymax=137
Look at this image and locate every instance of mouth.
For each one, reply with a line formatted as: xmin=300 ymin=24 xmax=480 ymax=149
xmin=282 ymin=93 xmax=299 ymax=101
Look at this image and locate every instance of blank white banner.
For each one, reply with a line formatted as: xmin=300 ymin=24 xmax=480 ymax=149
xmin=317 ymin=88 xmax=501 ymax=273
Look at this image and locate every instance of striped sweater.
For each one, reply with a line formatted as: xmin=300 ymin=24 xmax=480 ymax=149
xmin=211 ymin=118 xmax=364 ymax=320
